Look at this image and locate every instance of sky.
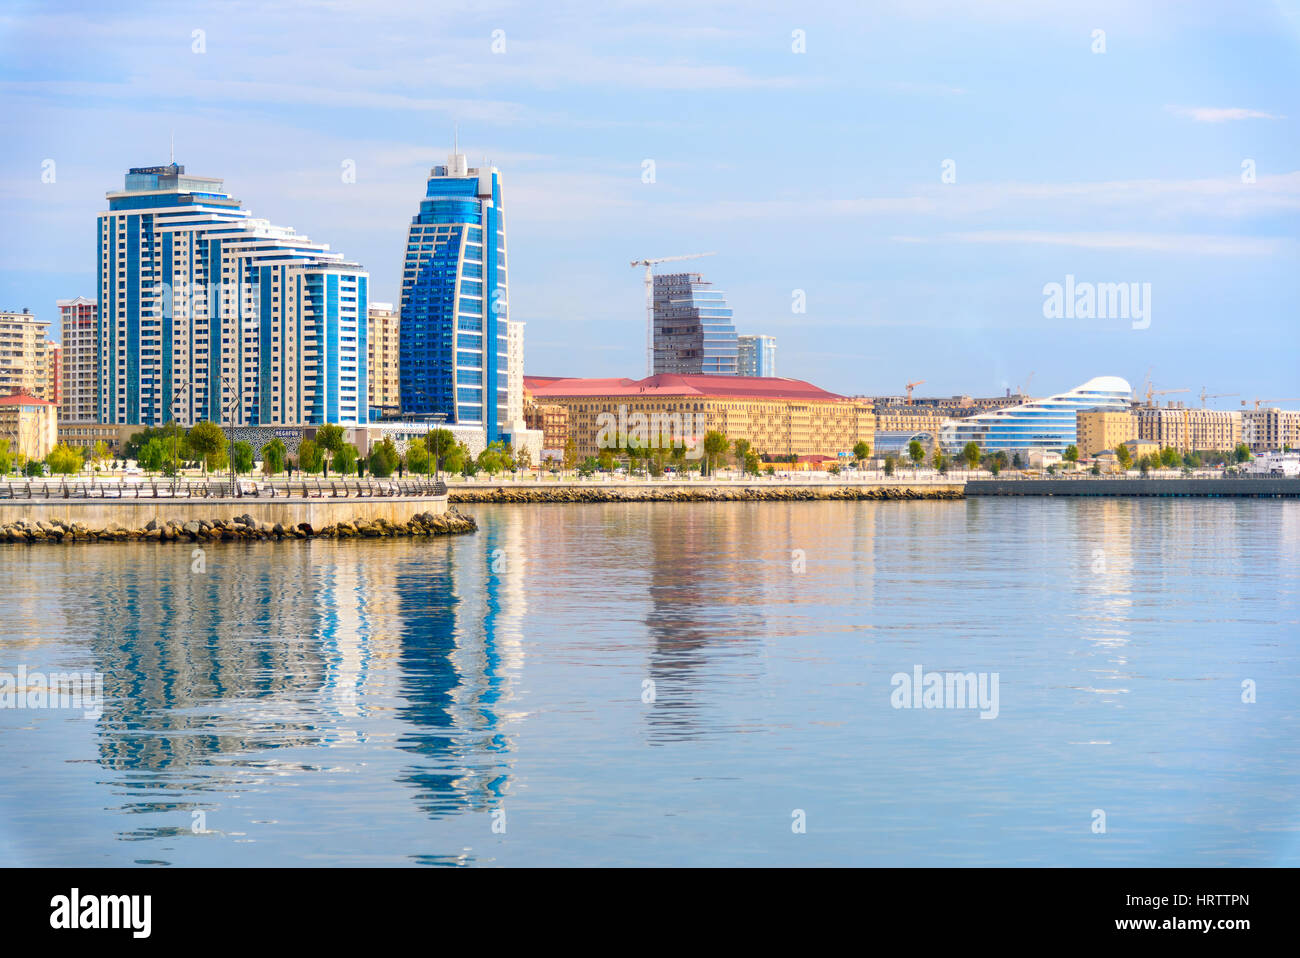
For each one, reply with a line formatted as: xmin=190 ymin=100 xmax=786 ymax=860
xmin=1 ymin=0 xmax=1298 ymax=404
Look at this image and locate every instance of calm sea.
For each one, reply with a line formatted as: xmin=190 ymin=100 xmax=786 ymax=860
xmin=2 ymin=498 xmax=1297 ymax=866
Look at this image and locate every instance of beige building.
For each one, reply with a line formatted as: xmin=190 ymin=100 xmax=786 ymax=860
xmin=56 ymin=421 xmax=142 ymax=455
xmin=1076 ymin=409 xmax=1137 ymax=457
xmin=59 ymin=296 xmax=99 ymax=423
xmin=1242 ymin=408 xmax=1300 ymax=452
xmin=506 ymin=320 xmax=525 ymax=428
xmin=1135 ymin=405 xmax=1241 ymax=453
xmin=873 ymin=406 xmax=951 ymax=436
xmin=1121 ymin=438 xmax=1161 ymax=461
xmin=526 ymin=373 xmax=874 ymax=461
xmin=0 ymin=391 xmax=58 ymax=461
xmin=366 ymin=302 xmax=400 ymax=416
xmin=0 ymin=308 xmax=59 ymax=403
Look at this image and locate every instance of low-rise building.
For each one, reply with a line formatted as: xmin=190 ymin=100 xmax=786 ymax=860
xmin=56 ymin=421 xmax=142 ymax=454
xmin=0 ymin=391 xmax=58 ymax=461
xmin=525 ymin=373 xmax=874 ymax=461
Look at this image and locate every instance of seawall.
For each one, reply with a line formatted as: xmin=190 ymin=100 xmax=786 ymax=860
xmin=0 ymin=495 xmax=476 ymax=544
xmin=448 ymin=482 xmax=965 ymax=503
xmin=967 ymin=478 xmax=1300 ymax=498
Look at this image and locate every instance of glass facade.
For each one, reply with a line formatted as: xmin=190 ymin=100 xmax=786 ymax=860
xmin=399 ymin=155 xmax=508 ymax=439
xmin=939 ymin=376 xmax=1132 ymax=454
xmin=737 ymin=334 xmax=777 ymax=378
xmin=652 ymin=272 xmax=738 ymax=375
xmin=98 ymin=164 xmax=366 ymax=427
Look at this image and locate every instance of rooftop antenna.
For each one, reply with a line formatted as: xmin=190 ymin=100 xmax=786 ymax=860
xmin=169 ymin=129 xmax=174 ymax=165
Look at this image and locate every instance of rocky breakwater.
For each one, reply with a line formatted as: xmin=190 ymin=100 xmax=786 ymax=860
xmin=0 ymin=510 xmax=476 ymax=544
xmin=449 ymin=485 xmax=964 ymax=504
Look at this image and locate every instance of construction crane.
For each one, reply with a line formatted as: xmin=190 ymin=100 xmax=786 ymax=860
xmin=1144 ymin=384 xmax=1189 ymax=407
xmin=1018 ymin=371 xmax=1034 ymax=398
xmin=905 ymin=380 xmax=925 ymax=405
xmin=1242 ymin=397 xmax=1300 ymax=409
xmin=630 ymin=252 xmax=716 ymax=377
xmin=1198 ymin=388 xmax=1238 ymax=408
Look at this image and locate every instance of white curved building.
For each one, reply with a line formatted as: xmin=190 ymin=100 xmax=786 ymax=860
xmin=939 ymin=376 xmax=1131 ymax=454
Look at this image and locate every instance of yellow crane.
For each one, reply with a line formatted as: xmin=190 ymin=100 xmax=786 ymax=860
xmin=1199 ymin=388 xmax=1238 ymax=408
xmin=1242 ymin=397 xmax=1300 ymax=409
xmin=905 ymin=380 xmax=925 ymax=405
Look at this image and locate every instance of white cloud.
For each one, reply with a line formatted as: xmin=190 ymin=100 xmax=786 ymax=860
xmin=896 ymin=231 xmax=1288 ymax=256
xmin=1166 ymin=105 xmax=1284 ymax=122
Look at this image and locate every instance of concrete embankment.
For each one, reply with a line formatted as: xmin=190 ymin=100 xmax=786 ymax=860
xmin=0 ymin=503 xmax=475 ymax=544
xmin=449 ymin=482 xmax=965 ymax=503
xmin=967 ymin=477 xmax=1300 ymax=498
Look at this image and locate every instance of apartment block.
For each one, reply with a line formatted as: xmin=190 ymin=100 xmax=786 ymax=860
xmin=1242 ymin=408 xmax=1300 ymax=452
xmin=367 ymin=302 xmax=400 ymax=417
xmin=1076 ymin=409 xmax=1138 ymax=457
xmin=1135 ymin=405 xmax=1241 ymax=453
xmin=0 ymin=308 xmax=59 ymax=402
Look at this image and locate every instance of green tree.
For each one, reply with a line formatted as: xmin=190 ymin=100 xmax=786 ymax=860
xmin=261 ymin=437 xmax=287 ymax=476
xmin=563 ymin=435 xmax=577 ymax=473
xmin=0 ymin=438 xmax=10 ymax=476
xmin=1064 ymin=445 xmax=1079 ymax=465
xmin=298 ymin=439 xmax=324 ymax=474
xmin=1115 ymin=443 xmax=1133 ymax=470
xmin=963 ymin=441 xmax=981 ymax=471
xmin=732 ymin=438 xmax=752 ymax=472
xmin=426 ymin=429 xmax=456 ymax=475
xmin=443 ymin=441 xmax=468 ymax=476
xmin=931 ymin=448 xmax=947 ymax=472
xmin=598 ymin=449 xmax=615 ymax=472
xmin=1138 ymin=455 xmax=1152 ymax=476
xmin=907 ymin=439 xmax=925 ymax=473
xmin=25 ymin=459 xmax=46 ymax=477
xmin=702 ymin=430 xmax=730 ymax=477
xmin=1012 ymin=451 xmax=1023 ymax=470
xmin=46 ymin=443 xmax=83 ymax=475
xmin=232 ymin=440 xmax=254 ymax=475
xmin=1159 ymin=446 xmax=1180 ymax=468
xmin=186 ymin=421 xmax=226 ymax=476
xmin=1233 ymin=443 xmax=1251 ymax=463
xmin=138 ymin=437 xmax=166 ymax=474
xmin=883 ymin=454 xmax=896 ymax=477
xmin=853 ymin=440 xmax=871 ymax=469
xmin=368 ymin=437 xmax=399 ymax=477
xmin=333 ymin=443 xmax=359 ymax=476
xmin=578 ymin=456 xmax=599 ymax=477
xmin=744 ymin=450 xmax=761 ymax=475
xmin=477 ymin=441 xmax=506 ymax=476
xmin=316 ymin=423 xmax=345 ymax=456
xmin=406 ymin=437 xmax=431 ymax=475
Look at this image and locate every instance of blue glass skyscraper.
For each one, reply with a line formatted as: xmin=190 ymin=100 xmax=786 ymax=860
xmin=399 ymin=150 xmax=508 ymax=439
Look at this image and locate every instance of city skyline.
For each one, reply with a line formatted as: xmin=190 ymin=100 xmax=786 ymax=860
xmin=1 ymin=0 xmax=1297 ymax=405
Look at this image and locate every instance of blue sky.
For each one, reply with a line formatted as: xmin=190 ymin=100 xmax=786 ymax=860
xmin=2 ymin=0 xmax=1297 ymax=402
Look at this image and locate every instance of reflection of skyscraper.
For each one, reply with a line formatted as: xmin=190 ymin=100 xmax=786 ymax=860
xmin=395 ymin=517 xmax=523 ymax=819
xmin=643 ymin=505 xmax=764 ymax=743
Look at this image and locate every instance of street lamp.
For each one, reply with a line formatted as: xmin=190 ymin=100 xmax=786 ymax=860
xmin=169 ymin=381 xmax=194 ymax=493
xmin=221 ymin=376 xmax=243 ymax=497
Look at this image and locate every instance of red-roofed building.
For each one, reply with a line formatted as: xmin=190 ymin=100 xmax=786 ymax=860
xmin=523 ymin=373 xmax=874 ymax=461
xmin=0 ymin=390 xmax=58 ymax=461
